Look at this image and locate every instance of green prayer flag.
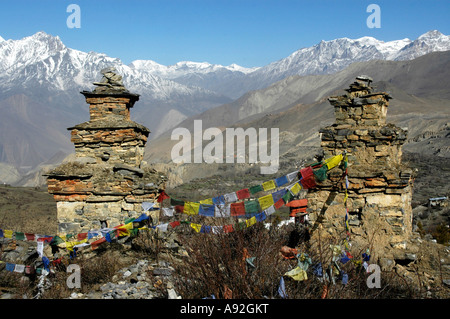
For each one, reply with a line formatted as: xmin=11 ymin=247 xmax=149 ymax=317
xmin=313 ymin=165 xmax=328 ymax=182
xmin=235 ymin=221 xmax=247 ymax=230
xmin=170 ymin=198 xmax=185 ymax=206
xmin=14 ymin=232 xmax=25 ymax=240
xmin=245 ymin=200 xmax=260 ymax=214
xmin=130 ymin=228 xmax=139 ymax=237
xmin=249 ymin=184 xmax=263 ymax=194
xmin=51 ymin=236 xmax=65 ymax=245
xmin=282 ymin=191 xmax=293 ymax=203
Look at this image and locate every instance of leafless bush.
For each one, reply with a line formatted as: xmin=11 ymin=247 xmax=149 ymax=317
xmin=171 ymin=222 xmax=415 ymax=299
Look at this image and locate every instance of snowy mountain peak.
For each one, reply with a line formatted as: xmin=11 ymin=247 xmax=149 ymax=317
xmin=418 ymin=30 xmax=445 ymax=40
xmin=0 ymin=35 xmax=4 ymax=42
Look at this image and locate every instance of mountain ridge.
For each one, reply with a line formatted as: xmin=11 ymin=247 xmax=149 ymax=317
xmin=0 ymin=30 xmax=449 ymax=184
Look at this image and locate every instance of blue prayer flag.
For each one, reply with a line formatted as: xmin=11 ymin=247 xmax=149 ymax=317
xmin=275 ymin=175 xmax=289 ymax=187
xmin=212 ymin=195 xmax=225 ymax=205
xmin=278 ymin=277 xmax=287 ymax=298
xmin=199 ymin=204 xmax=215 ymax=217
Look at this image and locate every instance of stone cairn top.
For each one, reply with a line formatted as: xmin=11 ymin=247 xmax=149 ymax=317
xmin=92 ymin=67 xmax=129 ymax=94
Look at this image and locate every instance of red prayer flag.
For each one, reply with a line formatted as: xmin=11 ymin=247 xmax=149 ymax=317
xmin=25 ymin=233 xmax=35 ymax=241
xmin=236 ymin=188 xmax=250 ymax=200
xmin=174 ymin=205 xmax=184 ymax=214
xmin=300 ymin=166 xmax=316 ymax=189
xmin=170 ymin=221 xmax=181 ymax=228
xmin=91 ymin=237 xmax=106 ymax=250
xmin=274 ymin=198 xmax=285 ymax=209
xmin=223 ymin=224 xmax=234 ymax=233
xmin=77 ymin=233 xmax=88 ymax=240
xmin=230 ymin=202 xmax=246 ymax=217
xmin=157 ymin=190 xmax=170 ymax=202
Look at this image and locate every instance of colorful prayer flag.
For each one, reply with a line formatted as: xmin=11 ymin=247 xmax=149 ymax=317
xmin=259 ymin=194 xmax=274 ymax=211
xmin=184 ymin=202 xmax=200 ymax=215
xmin=14 ymin=232 xmax=25 ymax=241
xmin=289 ymin=182 xmax=302 ymax=195
xmin=274 ymin=198 xmax=285 ymax=209
xmin=199 ymin=204 xmax=215 ymax=217
xmin=212 ymin=195 xmax=225 ymax=205
xmin=249 ymin=184 xmax=263 ymax=194
xmin=199 ymin=198 xmax=213 ymax=205
xmin=190 ymin=223 xmax=202 ymax=233
xmin=157 ymin=191 xmax=170 ymax=203
xmin=262 ymin=180 xmax=276 ymax=191
xmin=275 ymin=175 xmax=289 ymax=187
xmin=170 ymin=198 xmax=185 ymax=206
xmin=224 ymin=192 xmax=238 ymax=203
xmin=300 ymin=166 xmax=316 ymax=189
xmin=230 ymin=202 xmax=246 ymax=217
xmin=324 ymin=154 xmax=343 ymax=170
xmin=272 ymin=189 xmax=287 ymax=202
xmin=244 ymin=200 xmax=260 ymax=215
xmin=215 ymin=204 xmax=230 ymax=218
xmin=236 ymin=188 xmax=250 ymax=200
xmin=245 ymin=216 xmax=257 ymax=227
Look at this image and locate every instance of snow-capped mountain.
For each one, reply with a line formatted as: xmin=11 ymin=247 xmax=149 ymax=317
xmin=242 ymin=30 xmax=450 ymax=95
xmin=0 ymin=31 xmax=231 ymax=102
xmin=126 ymin=30 xmax=450 ymax=99
xmin=0 ymin=30 xmax=449 ymax=173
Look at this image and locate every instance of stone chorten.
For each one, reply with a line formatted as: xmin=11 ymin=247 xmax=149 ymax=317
xmin=46 ymin=68 xmax=166 ymax=235
xmin=307 ymin=76 xmax=414 ymax=254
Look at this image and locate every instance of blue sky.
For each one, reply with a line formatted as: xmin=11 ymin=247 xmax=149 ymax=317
xmin=0 ymin=0 xmax=449 ymax=67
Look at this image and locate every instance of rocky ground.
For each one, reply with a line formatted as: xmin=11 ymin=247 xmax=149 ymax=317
xmin=0 ymin=151 xmax=449 ymax=299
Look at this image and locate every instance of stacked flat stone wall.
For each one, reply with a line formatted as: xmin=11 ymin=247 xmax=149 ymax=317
xmin=46 ymin=71 xmax=165 ymax=235
xmin=307 ymin=76 xmax=414 ymax=249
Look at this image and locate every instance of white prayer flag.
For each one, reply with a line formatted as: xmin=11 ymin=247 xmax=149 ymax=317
xmin=156 ymin=223 xmax=169 ymax=232
xmin=214 ymin=204 xmax=231 ymax=218
xmin=265 ymin=205 xmax=276 ymax=216
xmin=162 ymin=207 xmax=174 ymax=217
xmin=14 ymin=264 xmax=25 ymax=273
xmin=224 ymin=192 xmax=238 ymax=203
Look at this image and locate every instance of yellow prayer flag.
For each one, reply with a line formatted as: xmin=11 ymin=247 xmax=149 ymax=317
xmin=324 ymin=154 xmax=343 ymax=170
xmin=190 ymin=223 xmax=202 ymax=233
xmin=3 ymin=230 xmax=13 ymax=238
xmin=246 ymin=216 xmax=257 ymax=228
xmin=65 ymin=239 xmax=88 ymax=252
xmin=200 ymin=198 xmax=213 ymax=205
xmin=289 ymin=182 xmax=301 ymax=195
xmin=258 ymin=194 xmax=274 ymax=211
xmin=184 ymin=202 xmax=200 ymax=215
xmin=262 ymin=180 xmax=276 ymax=191
xmin=124 ymin=222 xmax=134 ymax=230
xmin=284 ymin=266 xmax=308 ymax=281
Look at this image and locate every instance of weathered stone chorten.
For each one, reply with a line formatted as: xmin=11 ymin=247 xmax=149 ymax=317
xmin=307 ymin=76 xmax=414 ymax=253
xmin=46 ymin=68 xmax=166 ymax=235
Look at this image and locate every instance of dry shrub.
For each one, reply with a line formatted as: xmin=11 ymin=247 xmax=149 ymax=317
xmin=172 ymin=222 xmax=414 ymax=299
xmin=40 ymin=247 xmax=131 ymax=299
xmin=173 ymin=222 xmax=287 ymax=299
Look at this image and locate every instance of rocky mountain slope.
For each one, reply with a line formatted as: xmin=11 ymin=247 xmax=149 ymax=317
xmin=144 ymin=51 xmax=450 ymax=186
